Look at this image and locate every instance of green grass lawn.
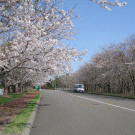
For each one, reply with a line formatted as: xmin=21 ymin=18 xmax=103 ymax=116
xmin=2 ymin=91 xmax=42 ymax=134
xmin=0 ymin=90 xmax=35 ymax=105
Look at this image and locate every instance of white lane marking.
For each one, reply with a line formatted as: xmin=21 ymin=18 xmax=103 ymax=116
xmin=69 ymin=93 xmax=135 ymax=112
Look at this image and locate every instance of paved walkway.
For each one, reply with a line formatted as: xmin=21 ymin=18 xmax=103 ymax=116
xmin=0 ymin=91 xmax=39 ymax=135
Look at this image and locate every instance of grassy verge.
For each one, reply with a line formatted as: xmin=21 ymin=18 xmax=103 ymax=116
xmin=62 ymin=90 xmax=135 ymax=99
xmin=0 ymin=90 xmax=35 ymax=106
xmin=62 ymin=90 xmax=72 ymax=91
xmin=87 ymin=92 xmax=135 ymax=99
xmin=64 ymin=90 xmax=135 ymax=99
xmin=60 ymin=89 xmax=72 ymax=91
xmin=2 ymin=90 xmax=42 ymax=134
xmin=105 ymin=94 xmax=135 ymax=99
xmin=46 ymin=88 xmax=56 ymax=90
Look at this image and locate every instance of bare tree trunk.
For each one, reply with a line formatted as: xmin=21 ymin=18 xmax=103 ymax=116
xmin=8 ymin=86 xmax=12 ymax=93
xmin=133 ymin=84 xmax=135 ymax=94
xmin=20 ymin=85 xmax=23 ymax=93
xmin=3 ymin=86 xmax=8 ymax=97
xmin=15 ymin=83 xmax=18 ymax=93
xmin=107 ymin=82 xmax=111 ymax=93
xmin=28 ymin=86 xmax=30 ymax=91
xmin=95 ymin=84 xmax=96 ymax=92
xmin=2 ymin=81 xmax=10 ymax=98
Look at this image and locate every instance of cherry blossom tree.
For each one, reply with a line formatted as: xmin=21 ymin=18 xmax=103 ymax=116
xmin=0 ymin=0 xmax=87 ymax=96
xmin=69 ymin=35 xmax=135 ymax=94
xmin=0 ymin=0 xmax=127 ymax=96
xmin=90 ymin=0 xmax=127 ymax=11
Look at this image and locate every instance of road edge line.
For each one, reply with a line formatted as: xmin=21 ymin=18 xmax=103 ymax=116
xmin=69 ymin=93 xmax=135 ymax=112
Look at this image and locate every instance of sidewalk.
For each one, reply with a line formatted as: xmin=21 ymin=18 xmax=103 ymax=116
xmin=0 ymin=91 xmax=39 ymax=134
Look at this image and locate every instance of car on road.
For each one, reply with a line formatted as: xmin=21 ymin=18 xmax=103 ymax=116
xmin=74 ymin=84 xmax=84 ymax=92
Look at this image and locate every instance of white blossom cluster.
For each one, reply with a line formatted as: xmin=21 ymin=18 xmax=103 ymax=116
xmin=0 ymin=0 xmax=87 ymax=87
xmin=90 ymin=0 xmax=127 ymax=11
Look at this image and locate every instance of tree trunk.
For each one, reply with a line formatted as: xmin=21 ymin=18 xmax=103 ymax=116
xmin=12 ymin=85 xmax=16 ymax=93
xmin=2 ymin=81 xmax=10 ymax=98
xmin=20 ymin=86 xmax=23 ymax=93
xmin=3 ymin=86 xmax=8 ymax=97
xmin=133 ymin=84 xmax=135 ymax=94
xmin=8 ymin=86 xmax=12 ymax=93
xmin=15 ymin=84 xmax=18 ymax=93
xmin=124 ymin=81 xmax=130 ymax=93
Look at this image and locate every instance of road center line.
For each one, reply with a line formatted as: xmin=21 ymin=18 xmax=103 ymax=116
xmin=69 ymin=93 xmax=135 ymax=112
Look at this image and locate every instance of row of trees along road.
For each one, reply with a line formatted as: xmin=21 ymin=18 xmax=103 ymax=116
xmin=0 ymin=0 xmax=127 ymax=97
xmin=59 ymin=35 xmax=135 ymax=94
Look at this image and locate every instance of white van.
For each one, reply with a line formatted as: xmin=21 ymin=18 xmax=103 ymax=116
xmin=74 ymin=84 xmax=84 ymax=92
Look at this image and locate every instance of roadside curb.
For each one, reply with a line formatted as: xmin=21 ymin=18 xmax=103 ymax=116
xmin=21 ymin=90 xmax=42 ymax=135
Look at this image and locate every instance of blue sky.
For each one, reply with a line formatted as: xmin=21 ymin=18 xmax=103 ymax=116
xmin=63 ymin=0 xmax=135 ymax=72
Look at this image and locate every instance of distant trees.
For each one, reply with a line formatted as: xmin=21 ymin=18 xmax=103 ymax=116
xmin=61 ymin=35 xmax=135 ymax=94
xmin=44 ymin=76 xmax=61 ymax=89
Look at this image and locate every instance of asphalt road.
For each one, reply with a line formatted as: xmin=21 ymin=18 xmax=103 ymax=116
xmin=30 ymin=90 xmax=135 ymax=135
